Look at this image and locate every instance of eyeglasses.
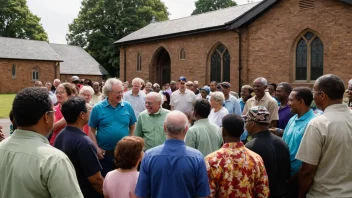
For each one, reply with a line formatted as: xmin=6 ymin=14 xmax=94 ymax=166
xmin=145 ymin=101 xmax=155 ymax=106
xmin=46 ymin=110 xmax=56 ymax=114
xmin=56 ymin=91 xmax=66 ymax=95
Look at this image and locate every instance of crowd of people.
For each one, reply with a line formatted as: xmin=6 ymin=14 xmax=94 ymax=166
xmin=0 ymin=74 xmax=352 ymax=198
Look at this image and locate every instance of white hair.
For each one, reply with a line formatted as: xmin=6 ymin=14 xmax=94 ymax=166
xmin=165 ymin=110 xmax=188 ymax=135
xmin=132 ymin=78 xmax=143 ymax=86
xmin=79 ymin=86 xmax=94 ymax=96
xmin=211 ymin=91 xmax=225 ymax=105
xmin=146 ymin=82 xmax=152 ymax=87
xmin=254 ymin=77 xmax=268 ymax=86
xmin=349 ymin=79 xmax=352 ymax=86
xmin=102 ymin=78 xmax=123 ymax=96
xmin=153 ymin=83 xmax=160 ymax=87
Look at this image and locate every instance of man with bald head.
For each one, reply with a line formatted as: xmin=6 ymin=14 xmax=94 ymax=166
xmin=243 ymin=77 xmax=279 ymax=128
xmin=52 ymin=79 xmax=61 ymax=93
xmin=135 ymin=92 xmax=170 ymax=151
xmin=136 ymin=111 xmax=210 ymax=198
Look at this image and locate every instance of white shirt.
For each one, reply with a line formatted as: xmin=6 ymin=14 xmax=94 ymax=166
xmin=208 ymin=107 xmax=229 ymax=127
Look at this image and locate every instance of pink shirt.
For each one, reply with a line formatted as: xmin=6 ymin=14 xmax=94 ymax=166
xmin=50 ymin=104 xmax=65 ymax=145
xmin=103 ymin=170 xmax=139 ymax=198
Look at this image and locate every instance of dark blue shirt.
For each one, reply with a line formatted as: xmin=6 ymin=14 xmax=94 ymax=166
xmin=135 ymin=139 xmax=210 ymax=198
xmin=54 ymin=126 xmax=103 ymax=198
xmin=89 ymin=99 xmax=137 ymax=151
xmin=278 ymin=104 xmax=294 ymax=130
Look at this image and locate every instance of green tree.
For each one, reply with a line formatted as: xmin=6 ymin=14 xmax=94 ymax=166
xmin=66 ymin=0 xmax=169 ymax=77
xmin=192 ymin=0 xmax=237 ymax=15
xmin=0 ymin=0 xmax=48 ymax=41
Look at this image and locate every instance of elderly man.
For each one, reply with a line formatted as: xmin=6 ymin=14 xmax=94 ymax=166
xmin=54 ymin=97 xmax=104 ymax=198
xmin=123 ymin=78 xmax=146 ymax=119
xmin=89 ymin=78 xmax=137 ymax=177
xmin=52 ymin=78 xmax=61 ymax=93
xmin=170 ymin=76 xmax=197 ymax=114
xmin=208 ymin=91 xmax=229 ymax=127
xmin=0 ymin=88 xmax=83 ymax=197
xmin=245 ymin=106 xmax=291 ymax=198
xmin=347 ymin=79 xmax=352 ymax=108
xmin=34 ymin=80 xmax=43 ymax=87
xmin=185 ymin=99 xmax=222 ymax=156
xmin=243 ymin=77 xmax=279 ymax=128
xmin=239 ymin=85 xmax=254 ymax=112
xmin=135 ymin=110 xmax=210 ymax=198
xmin=205 ymin=114 xmax=269 ymax=197
xmin=221 ymin=82 xmax=241 ymax=115
xmin=91 ymin=81 xmax=103 ymax=105
xmin=153 ymin=83 xmax=161 ymax=93
xmin=45 ymin=81 xmax=58 ymax=105
xmin=296 ymin=74 xmax=352 ymax=198
xmin=135 ymin=92 xmax=170 ymax=151
xmin=185 ymin=81 xmax=194 ymax=91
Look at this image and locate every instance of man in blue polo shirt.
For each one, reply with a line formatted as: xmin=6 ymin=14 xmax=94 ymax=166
xmin=54 ymin=96 xmax=104 ymax=198
xmin=89 ymin=78 xmax=137 ymax=177
xmin=282 ymin=87 xmax=315 ymax=197
xmin=135 ymin=110 xmax=210 ymax=198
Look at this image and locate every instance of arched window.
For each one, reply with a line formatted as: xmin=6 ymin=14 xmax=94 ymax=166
xmin=32 ymin=69 xmax=39 ymax=81
xmin=210 ymin=44 xmax=230 ymax=82
xmin=12 ymin=64 xmax=16 ymax=78
xmin=295 ymin=31 xmax=323 ymax=82
xmin=137 ymin=53 xmax=142 ymax=71
xmin=180 ymin=48 xmax=186 ymax=60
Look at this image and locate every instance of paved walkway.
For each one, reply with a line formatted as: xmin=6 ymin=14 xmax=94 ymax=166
xmin=0 ymin=118 xmax=11 ymax=138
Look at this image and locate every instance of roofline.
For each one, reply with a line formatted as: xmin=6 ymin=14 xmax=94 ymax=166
xmin=0 ymin=57 xmax=63 ymax=62
xmin=60 ymin=73 xmax=108 ymax=76
xmin=114 ymin=25 xmax=228 ymax=46
xmin=227 ymin=0 xmax=280 ymax=30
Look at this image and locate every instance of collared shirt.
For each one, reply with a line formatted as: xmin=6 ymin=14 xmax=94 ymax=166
xmin=239 ymin=97 xmax=246 ymax=113
xmin=91 ymin=93 xmax=103 ymax=106
xmin=135 ymin=108 xmax=170 ymax=150
xmin=243 ymin=92 xmax=279 ymax=122
xmin=54 ymin=126 xmax=103 ymax=198
xmin=135 ymin=139 xmax=210 ymax=198
xmin=278 ymin=104 xmax=294 ymax=129
xmin=283 ymin=109 xmax=315 ymax=176
xmin=0 ymin=129 xmax=83 ymax=198
xmin=170 ymin=89 xmax=197 ymax=114
xmin=296 ymin=104 xmax=352 ymax=197
xmin=246 ymin=130 xmax=291 ymax=197
xmin=123 ymin=90 xmax=146 ymax=119
xmin=185 ymin=118 xmax=222 ymax=156
xmin=208 ymin=107 xmax=229 ymax=127
xmin=224 ymin=95 xmax=241 ymax=115
xmin=89 ymin=98 xmax=137 ymax=151
xmin=205 ymin=142 xmax=269 ymax=198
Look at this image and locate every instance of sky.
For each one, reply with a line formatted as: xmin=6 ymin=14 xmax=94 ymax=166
xmin=26 ymin=0 xmax=261 ymax=44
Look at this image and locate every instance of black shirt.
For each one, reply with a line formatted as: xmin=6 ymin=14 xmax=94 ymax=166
xmin=245 ymin=130 xmax=291 ymax=197
xmin=54 ymin=126 xmax=103 ymax=198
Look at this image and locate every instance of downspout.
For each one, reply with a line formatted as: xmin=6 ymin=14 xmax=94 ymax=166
xmin=123 ymin=46 xmax=127 ymax=81
xmin=234 ymin=29 xmax=242 ymax=96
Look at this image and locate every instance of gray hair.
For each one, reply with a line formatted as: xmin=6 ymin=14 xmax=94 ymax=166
xmin=102 ymin=78 xmax=123 ymax=96
xmin=132 ymin=78 xmax=143 ymax=86
xmin=146 ymin=82 xmax=152 ymax=87
xmin=79 ymin=85 xmax=94 ymax=96
xmin=147 ymin=92 xmax=162 ymax=103
xmin=210 ymin=91 xmax=225 ymax=105
xmin=165 ymin=110 xmax=188 ymax=135
xmin=349 ymin=79 xmax=352 ymax=86
xmin=254 ymin=77 xmax=268 ymax=86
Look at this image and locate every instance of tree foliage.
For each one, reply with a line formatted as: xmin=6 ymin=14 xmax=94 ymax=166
xmin=0 ymin=0 xmax=48 ymax=41
xmin=66 ymin=0 xmax=169 ymax=77
xmin=192 ymin=0 xmax=237 ymax=15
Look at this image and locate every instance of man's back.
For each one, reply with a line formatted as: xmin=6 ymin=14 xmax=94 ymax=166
xmin=246 ymin=130 xmax=291 ymax=197
xmin=135 ymin=139 xmax=210 ymax=198
xmin=0 ymin=129 xmax=83 ymax=198
xmin=296 ymin=104 xmax=352 ymax=197
xmin=185 ymin=118 xmax=222 ymax=156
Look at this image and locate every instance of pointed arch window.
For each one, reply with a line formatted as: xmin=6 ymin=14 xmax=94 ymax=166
xmin=180 ymin=48 xmax=186 ymax=60
xmin=137 ymin=53 xmax=142 ymax=71
xmin=210 ymin=44 xmax=230 ymax=82
xmin=12 ymin=64 xmax=16 ymax=78
xmin=32 ymin=69 xmax=39 ymax=81
xmin=295 ymin=31 xmax=323 ymax=82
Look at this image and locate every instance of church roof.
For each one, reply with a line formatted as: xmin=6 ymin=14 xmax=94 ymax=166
xmin=0 ymin=37 xmax=63 ymax=61
xmin=49 ymin=44 xmax=109 ymax=75
xmin=115 ymin=1 xmax=262 ymax=46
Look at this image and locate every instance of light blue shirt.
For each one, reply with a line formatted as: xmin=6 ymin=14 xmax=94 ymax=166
xmin=123 ymin=90 xmax=146 ymax=119
xmin=224 ymin=95 xmax=241 ymax=115
xmin=282 ymin=109 xmax=315 ymax=176
xmin=89 ymin=98 xmax=137 ymax=151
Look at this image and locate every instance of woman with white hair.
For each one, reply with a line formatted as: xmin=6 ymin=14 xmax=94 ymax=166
xmin=79 ymin=86 xmax=94 ymax=135
xmin=208 ymin=91 xmax=229 ymax=127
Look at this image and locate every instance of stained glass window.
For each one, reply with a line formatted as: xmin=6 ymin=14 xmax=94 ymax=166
xmin=311 ymin=37 xmax=323 ymax=80
xmin=211 ymin=51 xmax=221 ymax=82
xmin=210 ymin=44 xmax=230 ymax=83
xmin=296 ymin=39 xmax=307 ymax=80
xmin=223 ymin=51 xmax=230 ymax=82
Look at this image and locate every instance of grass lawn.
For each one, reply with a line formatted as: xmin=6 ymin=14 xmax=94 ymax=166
xmin=0 ymin=94 xmax=16 ymax=118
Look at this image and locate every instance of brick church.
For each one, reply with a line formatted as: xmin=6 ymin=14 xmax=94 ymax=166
xmin=115 ymin=0 xmax=352 ymax=92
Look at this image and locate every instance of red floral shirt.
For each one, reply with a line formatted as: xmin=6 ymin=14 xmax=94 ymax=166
xmin=205 ymin=142 xmax=270 ymax=198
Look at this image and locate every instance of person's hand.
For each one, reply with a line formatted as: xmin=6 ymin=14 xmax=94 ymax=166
xmin=0 ymin=126 xmax=5 ymax=142
xmin=97 ymin=146 xmax=106 ymax=160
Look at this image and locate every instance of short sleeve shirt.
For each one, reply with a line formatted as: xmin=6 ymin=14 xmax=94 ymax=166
xmin=242 ymin=92 xmax=279 ymax=122
xmin=296 ymin=104 xmax=352 ymax=197
xmin=170 ymin=89 xmax=196 ymax=114
xmin=54 ymin=126 xmax=102 ymax=198
xmin=89 ymin=99 xmax=137 ymax=151
xmin=224 ymin=95 xmax=241 ymax=115
xmin=208 ymin=107 xmax=229 ymax=127
xmin=123 ymin=90 xmax=146 ymax=119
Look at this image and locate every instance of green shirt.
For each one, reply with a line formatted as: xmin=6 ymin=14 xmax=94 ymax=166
xmin=0 ymin=129 xmax=83 ymax=198
xmin=185 ymin=118 xmax=223 ymax=156
xmin=135 ymin=108 xmax=170 ymax=150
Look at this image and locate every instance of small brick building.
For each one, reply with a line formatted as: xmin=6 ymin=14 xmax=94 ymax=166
xmin=115 ymin=0 xmax=352 ymax=92
xmin=0 ymin=37 xmax=108 ymax=93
